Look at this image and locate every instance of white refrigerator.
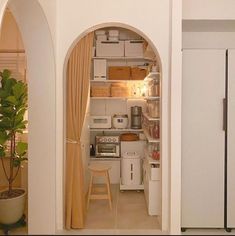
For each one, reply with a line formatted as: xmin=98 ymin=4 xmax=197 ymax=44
xmin=182 ymin=49 xmax=235 ymax=230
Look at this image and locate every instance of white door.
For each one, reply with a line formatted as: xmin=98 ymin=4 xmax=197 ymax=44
xmin=182 ymin=49 xmax=226 ymax=228
xmin=227 ymin=49 xmax=235 ymax=228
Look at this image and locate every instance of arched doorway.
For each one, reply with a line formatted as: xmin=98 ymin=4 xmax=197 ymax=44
xmin=0 ymin=0 xmax=56 ymax=234
xmin=63 ymin=23 xmax=169 ymax=233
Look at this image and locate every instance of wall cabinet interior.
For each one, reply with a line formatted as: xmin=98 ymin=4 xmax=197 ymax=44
xmin=86 ymin=26 xmax=162 ymax=217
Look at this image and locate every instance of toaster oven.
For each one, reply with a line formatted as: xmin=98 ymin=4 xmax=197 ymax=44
xmin=90 ymin=116 xmax=112 ymax=129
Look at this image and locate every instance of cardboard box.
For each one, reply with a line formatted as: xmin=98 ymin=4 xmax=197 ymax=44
xmin=131 ymin=67 xmax=147 ymax=80
xmin=108 ymin=66 xmax=131 ymax=80
xmin=91 ymin=84 xmax=110 ymax=97
xmin=125 ymin=40 xmax=144 ymax=57
xmin=111 ymin=84 xmax=130 ymax=97
xmin=96 ymin=40 xmax=124 ymax=57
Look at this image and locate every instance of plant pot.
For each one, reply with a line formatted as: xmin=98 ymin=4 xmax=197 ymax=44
xmin=0 ymin=188 xmax=26 ymax=225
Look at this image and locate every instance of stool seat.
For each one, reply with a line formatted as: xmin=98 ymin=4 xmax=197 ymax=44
xmin=88 ymin=163 xmax=111 ymax=172
xmin=87 ymin=163 xmax=112 ymax=210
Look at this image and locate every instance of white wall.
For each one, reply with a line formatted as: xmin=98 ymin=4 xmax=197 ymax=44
xmin=183 ymin=32 xmax=235 ymax=49
xmin=6 ymin=0 xmax=56 ymax=234
xmin=56 ymin=0 xmax=172 ymax=232
xmin=183 ymin=0 xmax=235 ymax=20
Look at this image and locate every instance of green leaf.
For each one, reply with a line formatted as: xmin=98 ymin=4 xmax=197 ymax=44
xmin=6 ymin=96 xmax=18 ymax=105
xmin=16 ymin=142 xmax=28 ymax=155
xmin=13 ymin=82 xmax=25 ymax=100
xmin=0 ymin=146 xmax=6 ymax=157
xmin=0 ymin=131 xmax=8 ymax=145
xmin=0 ymin=89 xmax=8 ymax=99
xmin=2 ymin=69 xmax=11 ymax=79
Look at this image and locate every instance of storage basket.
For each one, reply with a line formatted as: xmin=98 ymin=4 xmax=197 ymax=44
xmin=131 ymin=67 xmax=147 ymax=80
xmin=111 ymin=83 xmax=130 ymax=97
xmin=91 ymin=84 xmax=110 ymax=97
xmin=108 ymin=66 xmax=131 ymax=80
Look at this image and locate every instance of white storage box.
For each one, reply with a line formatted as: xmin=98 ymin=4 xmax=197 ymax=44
xmin=108 ymin=36 xmax=119 ymax=41
xmin=94 ymin=59 xmax=107 ymax=80
xmin=96 ymin=40 xmax=124 ymax=57
xmin=149 ymin=164 xmax=161 ymax=181
xmin=108 ymin=30 xmax=119 ymax=37
xmin=121 ymin=152 xmax=142 ymax=185
xmin=95 ymin=30 xmax=106 ymax=35
xmin=97 ymin=35 xmax=107 ymax=41
xmin=125 ymin=40 xmax=144 ymax=57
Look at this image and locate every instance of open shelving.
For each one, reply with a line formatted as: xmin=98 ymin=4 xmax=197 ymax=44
xmin=90 ymin=128 xmax=143 ymax=132
xmin=143 ymin=129 xmax=160 ymax=143
xmin=142 ymin=112 xmax=160 ymax=121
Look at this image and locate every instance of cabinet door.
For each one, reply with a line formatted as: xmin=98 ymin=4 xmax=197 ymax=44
xmin=227 ymin=49 xmax=235 ymax=228
xmin=182 ymin=49 xmax=225 ymax=228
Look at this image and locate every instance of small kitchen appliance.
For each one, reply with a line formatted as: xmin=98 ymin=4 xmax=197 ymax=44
xmin=112 ymin=114 xmax=129 ymax=129
xmin=95 ymin=135 xmax=120 ymax=158
xmin=131 ymin=106 xmax=142 ymax=129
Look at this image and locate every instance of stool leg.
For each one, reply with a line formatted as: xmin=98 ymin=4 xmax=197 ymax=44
xmin=87 ymin=174 xmax=93 ymax=210
xmin=105 ymin=171 xmax=112 ymax=210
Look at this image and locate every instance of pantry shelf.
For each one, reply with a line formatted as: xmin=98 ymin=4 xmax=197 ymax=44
xmin=142 ymin=112 xmax=160 ymax=121
xmin=90 ymin=128 xmax=143 ymax=132
xmin=144 ymin=96 xmax=160 ymax=100
xmin=93 ymin=56 xmax=155 ymax=61
xmin=90 ymin=97 xmax=145 ymax=100
xmin=143 ymin=129 xmax=160 ymax=143
xmin=90 ymin=79 xmax=145 ymax=83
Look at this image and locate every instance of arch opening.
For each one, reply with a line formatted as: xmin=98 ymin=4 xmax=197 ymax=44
xmin=63 ymin=22 xmax=168 ymax=232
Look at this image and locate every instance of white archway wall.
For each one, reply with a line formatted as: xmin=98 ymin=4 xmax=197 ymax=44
xmin=57 ymin=0 xmax=171 ymax=232
xmin=6 ymin=0 xmax=56 ymax=234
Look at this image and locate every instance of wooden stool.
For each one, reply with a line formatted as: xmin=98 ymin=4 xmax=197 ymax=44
xmin=87 ymin=163 xmax=112 ymax=210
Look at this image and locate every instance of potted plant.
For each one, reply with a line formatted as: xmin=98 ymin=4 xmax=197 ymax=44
xmin=0 ymin=69 xmax=28 ymax=225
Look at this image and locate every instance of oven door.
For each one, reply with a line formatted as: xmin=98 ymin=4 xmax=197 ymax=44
xmin=96 ymin=143 xmax=120 ymax=157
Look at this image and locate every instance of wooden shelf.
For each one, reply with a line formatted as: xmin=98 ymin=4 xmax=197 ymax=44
xmin=147 ymin=156 xmax=160 ymax=165
xmin=90 ymin=128 xmax=143 ymax=132
xmin=144 ymin=96 xmax=160 ymax=100
xmin=142 ymin=112 xmax=160 ymax=121
xmin=90 ymin=79 xmax=145 ymax=83
xmin=90 ymin=97 xmax=144 ymax=100
xmin=143 ymin=129 xmax=160 ymax=143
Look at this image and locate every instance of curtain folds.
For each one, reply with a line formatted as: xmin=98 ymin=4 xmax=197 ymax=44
xmin=65 ymin=32 xmax=94 ymax=229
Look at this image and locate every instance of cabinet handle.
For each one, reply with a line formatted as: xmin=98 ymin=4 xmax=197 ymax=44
xmin=223 ymin=98 xmax=227 ymax=131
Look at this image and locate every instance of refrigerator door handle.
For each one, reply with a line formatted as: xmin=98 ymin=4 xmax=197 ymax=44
xmin=223 ymin=98 xmax=227 ymax=131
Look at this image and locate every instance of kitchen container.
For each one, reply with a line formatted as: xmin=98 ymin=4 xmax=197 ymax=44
xmin=112 ymin=114 xmax=129 ymax=129
xmin=91 ymin=83 xmax=110 ymax=97
xmin=97 ymin=35 xmax=107 ymax=41
xmin=108 ymin=66 xmax=131 ymax=80
xmin=148 ymin=79 xmax=160 ymax=97
xmin=108 ymin=36 xmax=119 ymax=41
xmin=96 ymin=40 xmax=124 ymax=57
xmin=131 ymin=106 xmax=142 ymax=129
xmin=121 ymin=152 xmax=142 ymax=185
xmin=108 ymin=30 xmax=119 ymax=37
xmin=124 ymin=40 xmax=144 ymax=57
xmin=146 ymin=100 xmax=160 ymax=118
xmin=131 ymin=67 xmax=147 ymax=80
xmin=93 ymin=59 xmax=107 ymax=80
xmin=120 ymin=133 xmax=139 ymax=141
xmin=111 ymin=83 xmax=130 ymax=97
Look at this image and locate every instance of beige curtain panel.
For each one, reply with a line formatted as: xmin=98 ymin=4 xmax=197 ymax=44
xmin=65 ymin=32 xmax=94 ymax=229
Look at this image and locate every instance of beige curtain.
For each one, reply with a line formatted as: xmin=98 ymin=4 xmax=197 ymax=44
xmin=65 ymin=32 xmax=94 ymax=229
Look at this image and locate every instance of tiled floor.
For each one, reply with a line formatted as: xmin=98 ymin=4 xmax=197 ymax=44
xmin=85 ymin=184 xmax=160 ymax=230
